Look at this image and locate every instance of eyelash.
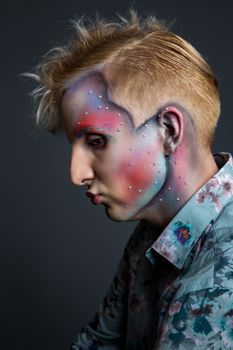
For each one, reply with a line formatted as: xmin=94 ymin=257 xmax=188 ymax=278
xmin=85 ymin=133 xmax=107 ymax=150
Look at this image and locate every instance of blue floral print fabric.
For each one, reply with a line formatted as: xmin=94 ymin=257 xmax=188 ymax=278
xmin=72 ymin=153 xmax=233 ymax=349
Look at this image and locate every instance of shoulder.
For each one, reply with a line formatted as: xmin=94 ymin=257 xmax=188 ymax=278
xmin=210 ymin=200 xmax=233 ymax=289
xmin=175 ymin=201 xmax=233 ymax=297
xmin=213 ymin=198 xmax=233 ymax=236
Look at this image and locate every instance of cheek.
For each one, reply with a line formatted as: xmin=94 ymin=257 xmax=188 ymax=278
xmin=113 ymin=146 xmax=165 ymax=202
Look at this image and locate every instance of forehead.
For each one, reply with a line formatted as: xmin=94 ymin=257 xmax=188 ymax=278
xmin=62 ymin=72 xmax=133 ymax=126
xmin=61 ymin=71 xmax=163 ymax=144
xmin=63 ymin=72 xmax=106 ymax=109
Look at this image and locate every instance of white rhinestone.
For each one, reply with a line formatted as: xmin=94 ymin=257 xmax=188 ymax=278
xmin=84 ymin=111 xmax=88 ymax=115
xmin=177 ymin=197 xmax=180 ymax=201
xmin=168 ymin=187 xmax=171 ymax=191
xmin=138 ymin=189 xmax=142 ymax=193
xmin=88 ymin=90 xmax=93 ymax=94
xmin=105 ymin=106 xmax=109 ymax=110
xmin=128 ymin=185 xmax=132 ymax=189
xmin=98 ymin=106 xmax=102 ymax=109
xmin=154 ymin=181 xmax=158 ymax=185
xmin=159 ymin=198 xmax=163 ymax=202
xmin=99 ymin=95 xmax=102 ymax=98
xmin=117 ymin=113 xmax=121 ymax=117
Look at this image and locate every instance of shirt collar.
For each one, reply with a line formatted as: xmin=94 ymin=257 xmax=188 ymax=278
xmin=146 ymin=153 xmax=233 ymax=269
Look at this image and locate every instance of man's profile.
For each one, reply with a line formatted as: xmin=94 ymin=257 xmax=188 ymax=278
xmin=28 ymin=10 xmax=233 ymax=349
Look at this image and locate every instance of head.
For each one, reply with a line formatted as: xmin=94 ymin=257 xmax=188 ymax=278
xmin=29 ymin=11 xmax=221 ymax=223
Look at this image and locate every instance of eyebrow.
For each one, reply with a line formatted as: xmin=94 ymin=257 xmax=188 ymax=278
xmin=73 ymin=112 xmax=120 ymax=134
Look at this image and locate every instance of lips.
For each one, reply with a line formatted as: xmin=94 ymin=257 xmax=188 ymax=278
xmin=86 ymin=192 xmax=102 ymax=205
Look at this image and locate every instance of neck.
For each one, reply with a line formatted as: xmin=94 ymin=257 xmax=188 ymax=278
xmin=139 ymin=147 xmax=218 ymax=231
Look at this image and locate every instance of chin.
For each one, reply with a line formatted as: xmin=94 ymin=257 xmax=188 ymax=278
xmin=104 ymin=204 xmax=138 ymax=222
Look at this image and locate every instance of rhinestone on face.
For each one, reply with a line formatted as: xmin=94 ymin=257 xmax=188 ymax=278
xmin=159 ymin=198 xmax=163 ymax=202
xmin=138 ymin=189 xmax=142 ymax=193
xmin=168 ymin=187 xmax=171 ymax=191
xmin=128 ymin=185 xmax=132 ymax=190
xmin=88 ymin=90 xmax=93 ymax=94
xmin=154 ymin=181 xmax=158 ymax=185
xmin=99 ymin=95 xmax=102 ymax=98
xmin=142 ymin=134 xmax=146 ymax=137
xmin=117 ymin=113 xmax=121 ymax=117
xmin=177 ymin=197 xmax=180 ymax=201
xmin=105 ymin=106 xmax=109 ymax=110
xmin=98 ymin=106 xmax=102 ymax=109
xmin=84 ymin=111 xmax=88 ymax=115
xmin=145 ymin=123 xmax=148 ymax=127
xmin=120 ymin=122 xmax=124 ymax=125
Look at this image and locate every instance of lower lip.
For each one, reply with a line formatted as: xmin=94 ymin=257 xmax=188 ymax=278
xmin=91 ymin=194 xmax=102 ymax=205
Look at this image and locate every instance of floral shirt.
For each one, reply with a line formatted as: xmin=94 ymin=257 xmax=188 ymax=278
xmin=72 ymin=153 xmax=233 ymax=350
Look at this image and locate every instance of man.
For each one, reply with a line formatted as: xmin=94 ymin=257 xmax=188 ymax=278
xmin=29 ymin=11 xmax=233 ymax=349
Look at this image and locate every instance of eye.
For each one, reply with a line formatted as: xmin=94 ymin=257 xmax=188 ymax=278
xmin=86 ymin=134 xmax=107 ymax=149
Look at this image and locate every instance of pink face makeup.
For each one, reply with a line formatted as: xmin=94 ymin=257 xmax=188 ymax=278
xmin=73 ymin=110 xmax=120 ymax=135
xmin=115 ymin=145 xmax=166 ymax=204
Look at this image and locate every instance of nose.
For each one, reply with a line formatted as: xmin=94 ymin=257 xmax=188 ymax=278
xmin=70 ymin=144 xmax=95 ymax=186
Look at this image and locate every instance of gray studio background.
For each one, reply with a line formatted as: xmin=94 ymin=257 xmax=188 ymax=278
xmin=1 ymin=1 xmax=233 ymax=349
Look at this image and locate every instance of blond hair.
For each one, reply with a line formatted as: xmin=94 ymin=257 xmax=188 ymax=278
xmin=28 ymin=10 xmax=220 ymax=147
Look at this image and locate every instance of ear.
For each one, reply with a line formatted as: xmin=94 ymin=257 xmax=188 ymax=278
xmin=156 ymin=106 xmax=184 ymax=156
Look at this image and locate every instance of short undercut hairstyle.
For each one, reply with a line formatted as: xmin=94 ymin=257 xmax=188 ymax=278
xmin=28 ymin=10 xmax=220 ymax=148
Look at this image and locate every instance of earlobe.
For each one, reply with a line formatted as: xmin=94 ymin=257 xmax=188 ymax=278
xmin=157 ymin=106 xmax=184 ymax=156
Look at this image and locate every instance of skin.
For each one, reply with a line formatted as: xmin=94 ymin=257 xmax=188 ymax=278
xmin=61 ymin=71 xmax=218 ymax=231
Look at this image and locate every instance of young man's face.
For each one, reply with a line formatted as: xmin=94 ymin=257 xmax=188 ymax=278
xmin=62 ymin=73 xmax=167 ymax=221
